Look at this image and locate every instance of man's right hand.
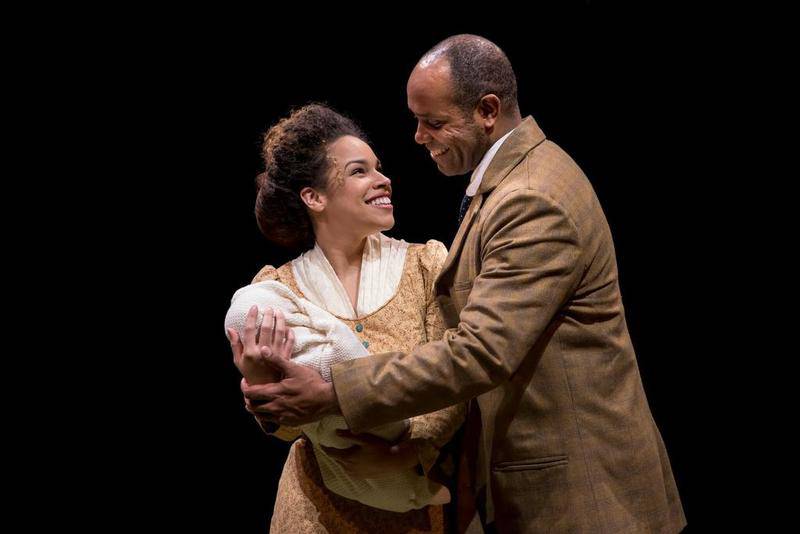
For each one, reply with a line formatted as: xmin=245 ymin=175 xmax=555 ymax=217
xmin=241 ymin=359 xmax=340 ymax=427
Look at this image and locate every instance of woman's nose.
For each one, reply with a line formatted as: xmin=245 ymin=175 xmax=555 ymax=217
xmin=375 ymin=173 xmax=391 ymax=188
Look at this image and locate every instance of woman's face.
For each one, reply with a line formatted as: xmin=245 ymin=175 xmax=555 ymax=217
xmin=318 ymin=135 xmax=394 ymax=237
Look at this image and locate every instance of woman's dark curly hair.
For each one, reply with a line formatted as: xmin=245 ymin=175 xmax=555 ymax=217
xmin=255 ymin=104 xmax=367 ymax=251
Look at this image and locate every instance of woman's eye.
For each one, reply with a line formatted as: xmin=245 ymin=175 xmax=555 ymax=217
xmin=352 ymin=167 xmax=366 ymax=175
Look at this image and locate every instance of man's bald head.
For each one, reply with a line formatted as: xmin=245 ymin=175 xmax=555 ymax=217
xmin=414 ymin=34 xmax=519 ymax=118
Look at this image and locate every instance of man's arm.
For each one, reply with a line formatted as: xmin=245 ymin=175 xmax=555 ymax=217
xmin=333 ymin=189 xmax=584 ymax=432
xmin=246 ymin=189 xmax=583 ymax=429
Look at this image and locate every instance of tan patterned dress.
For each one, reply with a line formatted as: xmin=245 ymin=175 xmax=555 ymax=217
xmin=252 ymin=240 xmax=465 ymax=534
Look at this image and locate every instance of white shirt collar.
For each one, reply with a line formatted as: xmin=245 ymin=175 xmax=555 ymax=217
xmin=290 ymin=233 xmax=408 ymax=319
xmin=466 ymin=127 xmax=516 ymax=197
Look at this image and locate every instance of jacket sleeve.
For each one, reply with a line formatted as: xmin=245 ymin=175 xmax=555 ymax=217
xmin=332 ymin=189 xmax=584 ymax=432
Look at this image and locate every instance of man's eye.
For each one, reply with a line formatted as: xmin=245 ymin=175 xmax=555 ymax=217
xmin=428 ymin=121 xmax=443 ymax=129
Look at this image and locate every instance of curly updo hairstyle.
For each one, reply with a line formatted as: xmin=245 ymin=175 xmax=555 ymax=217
xmin=255 ymin=104 xmax=367 ymax=251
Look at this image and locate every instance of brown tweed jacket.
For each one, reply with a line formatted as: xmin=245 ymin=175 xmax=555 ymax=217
xmin=332 ymin=117 xmax=686 ymax=533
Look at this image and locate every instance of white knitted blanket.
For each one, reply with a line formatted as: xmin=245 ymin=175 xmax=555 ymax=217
xmin=225 ymin=280 xmax=445 ymax=512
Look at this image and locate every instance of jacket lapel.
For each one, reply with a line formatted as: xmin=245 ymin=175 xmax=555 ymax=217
xmin=476 ymin=116 xmax=546 ymax=196
xmin=433 ymin=116 xmax=547 ymax=295
xmin=435 ymin=194 xmax=483 ymax=293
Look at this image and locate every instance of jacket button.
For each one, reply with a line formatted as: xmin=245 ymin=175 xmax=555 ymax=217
xmin=362 ymin=340 xmax=369 ymax=348
xmin=355 ymin=323 xmax=363 ymax=332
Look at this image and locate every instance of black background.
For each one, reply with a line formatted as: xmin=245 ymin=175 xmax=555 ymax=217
xmin=123 ymin=7 xmax=713 ymax=532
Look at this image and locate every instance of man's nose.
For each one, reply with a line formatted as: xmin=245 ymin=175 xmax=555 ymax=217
xmin=414 ymin=121 xmax=430 ymax=145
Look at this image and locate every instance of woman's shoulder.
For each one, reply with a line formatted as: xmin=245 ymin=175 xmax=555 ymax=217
xmin=406 ymin=239 xmax=448 ymax=277
xmin=252 ymin=261 xmax=304 ymax=297
xmin=251 ymin=264 xmax=280 ymax=283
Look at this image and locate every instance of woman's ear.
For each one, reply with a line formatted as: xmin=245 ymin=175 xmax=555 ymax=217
xmin=299 ymin=187 xmax=326 ymax=213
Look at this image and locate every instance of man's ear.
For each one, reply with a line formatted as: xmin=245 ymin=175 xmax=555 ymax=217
xmin=476 ymin=94 xmax=501 ymax=130
xmin=299 ymin=187 xmax=326 ymax=213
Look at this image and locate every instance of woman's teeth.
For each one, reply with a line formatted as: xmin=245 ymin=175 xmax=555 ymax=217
xmin=367 ymin=197 xmax=392 ymax=206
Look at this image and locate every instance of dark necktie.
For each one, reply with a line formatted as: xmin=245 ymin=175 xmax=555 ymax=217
xmin=458 ymin=194 xmax=473 ymax=225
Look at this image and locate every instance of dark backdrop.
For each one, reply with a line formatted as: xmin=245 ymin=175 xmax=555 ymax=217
xmin=141 ymin=11 xmax=704 ymax=532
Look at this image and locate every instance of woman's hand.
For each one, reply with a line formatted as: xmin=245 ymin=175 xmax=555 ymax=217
xmin=320 ymin=429 xmax=420 ymax=477
xmin=228 ymin=305 xmax=295 ymax=385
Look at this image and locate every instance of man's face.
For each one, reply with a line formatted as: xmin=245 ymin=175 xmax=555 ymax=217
xmin=407 ymin=60 xmax=491 ymax=176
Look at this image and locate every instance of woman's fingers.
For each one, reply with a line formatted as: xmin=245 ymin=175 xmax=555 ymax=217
xmin=243 ymin=305 xmax=259 ymax=352
xmin=274 ymin=309 xmax=287 ymax=346
xmin=260 ymin=347 xmax=294 ymax=374
xmin=241 ymin=306 xmax=294 ymax=366
xmin=228 ymin=328 xmax=243 ymax=365
xmin=259 ymin=307 xmax=274 ymax=345
xmin=280 ymin=329 xmax=295 ymax=360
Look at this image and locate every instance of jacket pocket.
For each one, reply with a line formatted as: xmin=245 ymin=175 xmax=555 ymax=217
xmin=449 ymin=282 xmax=473 ymax=311
xmin=492 ymin=455 xmax=568 ymax=472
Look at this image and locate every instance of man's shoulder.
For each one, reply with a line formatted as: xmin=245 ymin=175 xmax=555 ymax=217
xmin=480 ymin=141 xmax=606 ymax=242
xmin=519 ymin=140 xmax=585 ymax=187
xmin=494 ymin=141 xmax=592 ymax=205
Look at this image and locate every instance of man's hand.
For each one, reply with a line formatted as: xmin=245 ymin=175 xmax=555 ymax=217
xmin=241 ymin=352 xmax=340 ymax=426
xmin=320 ymin=429 xmax=419 ymax=477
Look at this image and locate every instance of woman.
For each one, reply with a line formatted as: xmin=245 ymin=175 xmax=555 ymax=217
xmin=227 ymin=104 xmax=464 ymax=533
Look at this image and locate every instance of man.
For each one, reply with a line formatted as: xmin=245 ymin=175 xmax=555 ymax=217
xmin=242 ymin=35 xmax=686 ymax=532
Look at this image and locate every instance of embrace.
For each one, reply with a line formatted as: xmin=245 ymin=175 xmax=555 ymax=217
xmin=225 ymin=35 xmax=686 ymax=534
